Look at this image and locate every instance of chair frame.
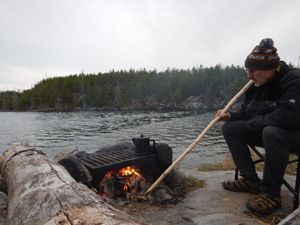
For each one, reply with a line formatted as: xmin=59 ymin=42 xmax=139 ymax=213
xmin=234 ymin=145 xmax=300 ymax=211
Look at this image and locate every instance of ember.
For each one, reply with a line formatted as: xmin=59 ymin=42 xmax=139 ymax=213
xmin=99 ymin=166 xmax=148 ymax=199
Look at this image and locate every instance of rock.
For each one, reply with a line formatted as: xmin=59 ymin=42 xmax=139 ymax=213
xmin=149 ymin=188 xmax=173 ymax=204
xmin=53 ymin=145 xmax=78 ymax=162
xmin=54 ymin=146 xmax=93 ymax=187
xmin=179 ymin=95 xmax=225 ymax=111
xmin=165 ymin=169 xmax=186 ymax=189
xmin=0 ymin=192 xmax=7 ymax=224
xmin=138 ymin=169 xmax=294 ymax=225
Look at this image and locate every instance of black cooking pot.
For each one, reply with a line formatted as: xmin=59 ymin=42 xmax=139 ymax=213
xmin=132 ymin=135 xmax=155 ymax=156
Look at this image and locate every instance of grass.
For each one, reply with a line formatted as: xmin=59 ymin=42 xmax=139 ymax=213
xmin=182 ymin=174 xmax=205 ymax=192
xmin=198 ymin=157 xmax=235 ymax=171
xmin=198 ymin=151 xmax=298 ymax=176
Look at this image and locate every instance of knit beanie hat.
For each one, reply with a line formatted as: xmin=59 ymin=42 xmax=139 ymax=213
xmin=245 ymin=38 xmax=280 ymax=70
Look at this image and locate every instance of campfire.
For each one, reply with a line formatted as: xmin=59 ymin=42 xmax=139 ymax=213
xmin=99 ymin=166 xmax=149 ymax=199
xmin=57 ymin=138 xmax=180 ymax=204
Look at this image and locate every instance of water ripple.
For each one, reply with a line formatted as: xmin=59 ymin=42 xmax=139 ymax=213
xmin=0 ymin=111 xmax=229 ymax=169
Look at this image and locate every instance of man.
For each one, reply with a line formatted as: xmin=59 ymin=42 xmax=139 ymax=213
xmin=216 ymin=38 xmax=300 ymax=215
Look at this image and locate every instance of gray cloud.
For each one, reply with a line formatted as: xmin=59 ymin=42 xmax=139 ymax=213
xmin=0 ymin=0 xmax=300 ymax=90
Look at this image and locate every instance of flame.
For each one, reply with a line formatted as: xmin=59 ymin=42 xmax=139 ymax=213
xmin=119 ymin=166 xmax=143 ymax=178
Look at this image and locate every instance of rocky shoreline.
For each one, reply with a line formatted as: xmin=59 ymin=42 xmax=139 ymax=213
xmin=131 ymin=169 xmax=297 ymax=225
xmin=0 ymin=95 xmax=239 ymax=113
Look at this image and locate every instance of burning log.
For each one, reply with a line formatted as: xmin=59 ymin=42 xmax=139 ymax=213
xmin=0 ymin=144 xmax=146 ymax=225
xmin=99 ymin=166 xmax=148 ymax=199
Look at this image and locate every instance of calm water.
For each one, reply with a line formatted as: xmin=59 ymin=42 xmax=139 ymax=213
xmin=0 ymin=111 xmax=229 ymax=169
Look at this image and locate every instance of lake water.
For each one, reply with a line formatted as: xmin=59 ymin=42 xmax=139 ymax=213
xmin=0 ymin=111 xmax=229 ymax=169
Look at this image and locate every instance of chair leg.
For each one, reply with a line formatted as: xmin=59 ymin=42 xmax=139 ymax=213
xmin=234 ymin=168 xmax=239 ymax=180
xmin=293 ymin=157 xmax=300 ymax=210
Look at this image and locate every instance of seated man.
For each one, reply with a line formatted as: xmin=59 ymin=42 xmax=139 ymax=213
xmin=216 ymin=38 xmax=300 ymax=215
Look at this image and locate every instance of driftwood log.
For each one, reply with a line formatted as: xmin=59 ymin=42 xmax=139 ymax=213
xmin=0 ymin=144 xmax=145 ymax=225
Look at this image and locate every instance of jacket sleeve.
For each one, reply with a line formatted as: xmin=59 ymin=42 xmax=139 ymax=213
xmin=229 ymin=96 xmax=247 ymax=121
xmin=247 ymin=79 xmax=300 ymax=130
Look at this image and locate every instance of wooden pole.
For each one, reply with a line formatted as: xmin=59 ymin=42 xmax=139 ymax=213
xmin=144 ymin=80 xmax=254 ymax=195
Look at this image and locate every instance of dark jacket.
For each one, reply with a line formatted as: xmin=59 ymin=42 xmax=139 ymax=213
xmin=230 ymin=61 xmax=300 ymax=131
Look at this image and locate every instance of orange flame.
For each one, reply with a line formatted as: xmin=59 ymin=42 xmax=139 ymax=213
xmin=119 ymin=166 xmax=143 ymax=178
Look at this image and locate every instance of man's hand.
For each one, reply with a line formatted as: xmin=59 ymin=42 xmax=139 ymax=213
xmin=215 ymin=110 xmax=231 ymax=122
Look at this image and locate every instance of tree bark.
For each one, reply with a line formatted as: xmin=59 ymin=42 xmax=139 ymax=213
xmin=1 ymin=144 xmax=145 ymax=225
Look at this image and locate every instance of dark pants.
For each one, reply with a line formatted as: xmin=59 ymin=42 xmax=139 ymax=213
xmin=222 ymin=120 xmax=300 ymax=197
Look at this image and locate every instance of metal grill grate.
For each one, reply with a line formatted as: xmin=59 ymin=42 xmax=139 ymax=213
xmin=77 ymin=148 xmax=156 ymax=170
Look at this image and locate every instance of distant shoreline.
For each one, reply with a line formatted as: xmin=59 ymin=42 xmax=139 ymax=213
xmin=0 ymin=66 xmax=246 ymax=112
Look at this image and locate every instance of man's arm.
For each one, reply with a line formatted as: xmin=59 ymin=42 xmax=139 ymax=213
xmin=228 ymin=95 xmax=247 ymax=121
xmin=247 ymin=79 xmax=300 ymax=130
xmin=215 ymin=95 xmax=247 ymax=122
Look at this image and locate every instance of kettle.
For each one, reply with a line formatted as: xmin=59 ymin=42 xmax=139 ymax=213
xmin=132 ymin=135 xmax=155 ymax=156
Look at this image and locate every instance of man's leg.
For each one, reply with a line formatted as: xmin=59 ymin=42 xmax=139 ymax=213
xmin=260 ymin=126 xmax=300 ymax=196
xmin=222 ymin=120 xmax=263 ymax=181
xmin=246 ymin=126 xmax=300 ymax=215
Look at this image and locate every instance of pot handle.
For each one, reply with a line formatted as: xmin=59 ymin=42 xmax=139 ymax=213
xmin=150 ymin=139 xmax=156 ymax=151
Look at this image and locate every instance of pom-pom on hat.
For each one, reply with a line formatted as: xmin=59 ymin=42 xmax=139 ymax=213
xmin=245 ymin=38 xmax=280 ymax=70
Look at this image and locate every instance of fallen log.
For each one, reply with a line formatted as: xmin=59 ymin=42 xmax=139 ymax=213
xmin=0 ymin=144 xmax=145 ymax=225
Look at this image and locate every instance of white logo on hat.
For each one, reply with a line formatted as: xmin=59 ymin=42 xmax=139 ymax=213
xmin=248 ymin=55 xmax=265 ymax=60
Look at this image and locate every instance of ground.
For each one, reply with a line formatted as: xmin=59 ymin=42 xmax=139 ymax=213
xmin=119 ymin=169 xmax=296 ymax=225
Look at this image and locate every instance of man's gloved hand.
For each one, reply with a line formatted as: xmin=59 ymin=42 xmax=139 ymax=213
xmin=215 ymin=110 xmax=231 ymax=122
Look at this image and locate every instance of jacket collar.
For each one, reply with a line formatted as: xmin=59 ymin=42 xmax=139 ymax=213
xmin=277 ymin=61 xmax=290 ymax=75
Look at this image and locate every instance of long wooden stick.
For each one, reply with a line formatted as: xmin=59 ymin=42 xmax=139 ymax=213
xmin=144 ymin=80 xmax=254 ymax=195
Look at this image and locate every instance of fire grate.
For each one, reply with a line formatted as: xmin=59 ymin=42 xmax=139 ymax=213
xmin=58 ymin=141 xmax=172 ymax=189
xmin=77 ymin=148 xmax=156 ymax=171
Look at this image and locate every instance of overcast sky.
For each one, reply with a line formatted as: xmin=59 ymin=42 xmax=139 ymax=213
xmin=0 ymin=0 xmax=300 ymax=91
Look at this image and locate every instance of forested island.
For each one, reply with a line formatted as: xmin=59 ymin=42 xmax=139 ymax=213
xmin=0 ymin=65 xmax=248 ymax=111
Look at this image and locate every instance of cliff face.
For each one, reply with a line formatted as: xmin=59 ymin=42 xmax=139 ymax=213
xmin=179 ymin=95 xmax=224 ymax=111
